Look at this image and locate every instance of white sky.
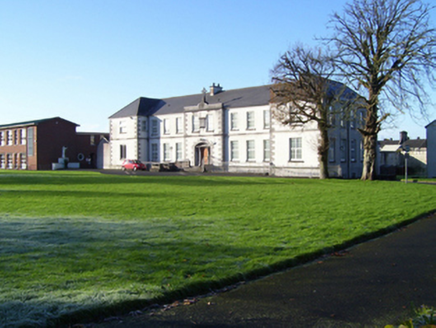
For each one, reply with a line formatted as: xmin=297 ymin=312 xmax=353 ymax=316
xmin=1 ymin=0 xmax=434 ymax=140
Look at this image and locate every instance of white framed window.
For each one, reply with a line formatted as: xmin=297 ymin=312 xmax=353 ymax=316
xmin=142 ymin=119 xmax=148 ymax=132
xmin=0 ymin=132 xmax=4 ymax=146
xmin=7 ymin=131 xmax=12 ymax=145
xmin=199 ymin=117 xmax=206 ymax=129
xmin=340 ymin=139 xmax=347 ymax=162
xmin=192 ymin=115 xmax=200 ymax=132
xmin=230 ymin=140 xmax=239 ymax=161
xmin=163 ymin=118 xmax=170 ymax=134
xmin=263 ymin=139 xmax=271 ymax=161
xmin=163 ymin=143 xmax=171 ymax=161
xmin=120 ymin=145 xmax=127 ymax=160
xmin=152 ymin=119 xmax=159 ymax=136
xmin=151 ymin=143 xmax=158 ymax=162
xmin=0 ymin=154 xmax=4 ymax=169
xmin=340 ymin=112 xmax=345 ymax=128
xmin=119 ymin=121 xmax=127 ymax=134
xmin=7 ymin=153 xmax=12 ymax=169
xmin=20 ymin=130 xmax=25 ymax=145
xmin=350 ymin=112 xmax=356 ymax=129
xmin=231 ymin=112 xmax=238 ymax=130
xmin=263 ymin=110 xmax=270 ymax=129
xmin=13 ymin=130 xmax=18 ymax=145
xmin=176 ymin=142 xmax=182 ymax=161
xmin=206 ymin=114 xmax=214 ymax=131
xmin=328 ymin=106 xmax=336 ymax=126
xmin=20 ymin=153 xmax=26 ymax=169
xmin=176 ymin=117 xmax=183 ymax=134
xmin=350 ymin=139 xmax=356 ymax=162
xmin=289 ymin=137 xmax=302 ymax=161
xmin=246 ymin=140 xmax=255 ymax=161
xmin=247 ymin=111 xmax=255 ymax=129
xmin=329 ymin=138 xmax=336 ymax=162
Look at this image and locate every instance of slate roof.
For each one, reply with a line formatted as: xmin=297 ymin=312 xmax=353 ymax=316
xmin=109 ymin=85 xmax=273 ymax=119
xmin=425 ymin=120 xmax=436 ymax=128
xmin=379 ymin=138 xmax=427 ymax=150
xmin=0 ymin=117 xmax=79 ymax=129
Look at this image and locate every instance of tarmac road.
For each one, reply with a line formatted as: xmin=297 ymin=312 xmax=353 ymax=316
xmin=77 ymin=213 xmax=436 ymax=328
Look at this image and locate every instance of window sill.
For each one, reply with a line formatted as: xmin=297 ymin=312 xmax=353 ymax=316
xmin=289 ymin=160 xmax=304 ymax=163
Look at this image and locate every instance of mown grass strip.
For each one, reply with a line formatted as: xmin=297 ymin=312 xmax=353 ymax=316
xmin=0 ymin=171 xmax=434 ymax=327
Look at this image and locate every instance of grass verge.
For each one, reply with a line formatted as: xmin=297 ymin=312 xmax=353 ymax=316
xmin=0 ymin=171 xmax=435 ymax=327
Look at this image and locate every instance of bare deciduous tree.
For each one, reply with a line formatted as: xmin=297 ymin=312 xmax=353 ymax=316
xmin=326 ymin=0 xmax=436 ymax=180
xmin=271 ymin=45 xmax=354 ymax=179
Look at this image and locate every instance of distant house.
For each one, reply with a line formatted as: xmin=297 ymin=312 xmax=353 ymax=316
xmin=108 ymin=83 xmax=365 ymax=178
xmin=426 ymin=120 xmax=436 ymax=178
xmin=379 ymin=131 xmax=427 ymax=177
xmin=0 ymin=117 xmax=109 ymax=170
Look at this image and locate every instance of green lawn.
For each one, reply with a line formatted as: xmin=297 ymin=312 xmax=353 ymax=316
xmin=0 ymin=171 xmax=435 ymax=327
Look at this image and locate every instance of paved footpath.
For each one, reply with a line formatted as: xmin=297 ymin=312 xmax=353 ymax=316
xmin=89 ymin=214 xmax=436 ymax=328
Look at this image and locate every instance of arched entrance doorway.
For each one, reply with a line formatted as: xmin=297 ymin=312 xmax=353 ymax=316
xmin=195 ymin=142 xmax=211 ymax=167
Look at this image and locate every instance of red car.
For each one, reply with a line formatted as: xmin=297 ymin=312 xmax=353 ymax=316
xmin=121 ymin=160 xmax=147 ymax=171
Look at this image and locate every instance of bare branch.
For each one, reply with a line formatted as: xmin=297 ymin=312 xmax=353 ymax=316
xmin=323 ymin=0 xmax=436 ymax=180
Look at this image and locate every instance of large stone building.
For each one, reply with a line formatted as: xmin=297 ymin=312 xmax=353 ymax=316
xmin=108 ymin=83 xmax=365 ymax=178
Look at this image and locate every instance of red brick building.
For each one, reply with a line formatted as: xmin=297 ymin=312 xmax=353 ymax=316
xmin=0 ymin=117 xmax=108 ymax=170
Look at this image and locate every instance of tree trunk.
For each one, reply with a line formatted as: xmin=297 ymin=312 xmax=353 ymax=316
xmin=360 ymin=99 xmax=379 ymax=180
xmin=318 ymin=121 xmax=330 ymax=179
xmin=319 ymin=151 xmax=329 ymax=179
xmin=361 ymin=133 xmax=377 ymax=180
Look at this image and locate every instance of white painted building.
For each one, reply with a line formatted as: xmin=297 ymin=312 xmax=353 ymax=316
xmin=108 ymin=84 xmax=365 ymax=178
xmin=379 ymin=131 xmax=428 ymax=178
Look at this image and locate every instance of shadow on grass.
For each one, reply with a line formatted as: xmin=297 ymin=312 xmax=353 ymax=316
xmin=46 ymin=212 xmax=435 ymax=328
xmin=0 ymin=173 xmax=284 ymax=188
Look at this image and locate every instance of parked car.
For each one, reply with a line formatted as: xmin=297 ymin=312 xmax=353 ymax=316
xmin=121 ymin=160 xmax=147 ymax=171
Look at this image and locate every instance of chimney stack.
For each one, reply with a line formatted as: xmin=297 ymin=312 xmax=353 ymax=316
xmin=399 ymin=131 xmax=408 ymax=144
xmin=210 ymin=83 xmax=223 ymax=96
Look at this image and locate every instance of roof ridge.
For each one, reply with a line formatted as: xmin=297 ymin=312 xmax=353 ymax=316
xmin=0 ymin=116 xmax=78 ymax=128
